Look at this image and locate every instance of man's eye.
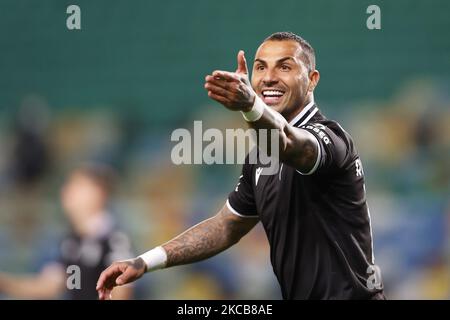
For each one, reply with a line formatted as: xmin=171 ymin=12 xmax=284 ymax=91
xmin=256 ymin=65 xmax=265 ymax=71
xmin=280 ymin=65 xmax=291 ymax=71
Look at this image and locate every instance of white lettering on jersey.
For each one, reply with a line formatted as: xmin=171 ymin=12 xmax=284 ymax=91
xmin=301 ymin=124 xmax=331 ymax=145
xmin=355 ymin=158 xmax=364 ymax=177
xmin=366 ymin=265 xmax=382 ymax=289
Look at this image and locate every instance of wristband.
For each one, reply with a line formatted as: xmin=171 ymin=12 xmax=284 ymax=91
xmin=138 ymin=246 xmax=167 ymax=272
xmin=241 ymin=95 xmax=265 ymax=122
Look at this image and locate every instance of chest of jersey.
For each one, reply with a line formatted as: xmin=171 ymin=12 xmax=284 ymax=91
xmin=252 ymin=164 xmax=305 ymax=225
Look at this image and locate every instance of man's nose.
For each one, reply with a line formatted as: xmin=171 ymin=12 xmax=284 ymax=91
xmin=262 ymin=68 xmax=279 ymax=86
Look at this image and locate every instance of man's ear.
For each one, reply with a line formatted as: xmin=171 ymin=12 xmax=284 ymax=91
xmin=308 ymin=70 xmax=320 ymax=92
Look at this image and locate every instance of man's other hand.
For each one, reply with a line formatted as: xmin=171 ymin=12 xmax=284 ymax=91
xmin=96 ymin=257 xmax=146 ymax=300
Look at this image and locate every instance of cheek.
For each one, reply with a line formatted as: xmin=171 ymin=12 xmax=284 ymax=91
xmin=250 ymin=76 xmax=259 ymax=90
xmin=283 ymin=79 xmax=300 ymax=95
xmin=292 ymin=78 xmax=307 ymax=95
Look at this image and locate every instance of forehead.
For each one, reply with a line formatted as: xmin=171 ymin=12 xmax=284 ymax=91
xmin=254 ymin=40 xmax=303 ymax=63
xmin=68 ymin=172 xmax=95 ymax=185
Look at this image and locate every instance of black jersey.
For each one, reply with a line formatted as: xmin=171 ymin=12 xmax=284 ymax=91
xmin=228 ymin=103 xmax=384 ymax=300
xmin=58 ymin=215 xmax=133 ymax=299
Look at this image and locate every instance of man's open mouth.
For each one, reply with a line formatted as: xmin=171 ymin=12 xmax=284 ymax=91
xmin=261 ymin=89 xmax=285 ymax=105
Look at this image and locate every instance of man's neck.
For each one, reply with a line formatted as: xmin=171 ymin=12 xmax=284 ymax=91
xmin=287 ymin=95 xmax=315 ymax=125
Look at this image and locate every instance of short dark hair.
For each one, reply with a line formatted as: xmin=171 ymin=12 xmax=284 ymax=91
xmin=73 ymin=163 xmax=117 ymax=196
xmin=264 ymin=31 xmax=316 ymax=72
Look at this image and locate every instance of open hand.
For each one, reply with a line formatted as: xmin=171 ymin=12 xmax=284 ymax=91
xmin=204 ymin=50 xmax=256 ymax=112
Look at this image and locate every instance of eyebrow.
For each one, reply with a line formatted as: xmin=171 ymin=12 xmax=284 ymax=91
xmin=254 ymin=56 xmax=296 ymax=64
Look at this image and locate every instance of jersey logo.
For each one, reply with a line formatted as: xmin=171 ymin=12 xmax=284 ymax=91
xmin=301 ymin=124 xmax=331 ymax=145
xmin=355 ymin=158 xmax=364 ymax=177
xmin=255 ymin=167 xmax=263 ymax=186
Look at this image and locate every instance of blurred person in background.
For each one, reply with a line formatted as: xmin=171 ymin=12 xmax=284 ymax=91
xmin=10 ymin=95 xmax=51 ymax=189
xmin=0 ymin=163 xmax=134 ymax=299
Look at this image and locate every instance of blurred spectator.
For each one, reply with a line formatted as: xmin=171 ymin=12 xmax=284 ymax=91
xmin=0 ymin=163 xmax=134 ymax=299
xmin=10 ymin=95 xmax=51 ymax=189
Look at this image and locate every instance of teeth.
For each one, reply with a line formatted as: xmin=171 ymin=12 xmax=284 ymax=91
xmin=263 ymin=90 xmax=284 ymax=97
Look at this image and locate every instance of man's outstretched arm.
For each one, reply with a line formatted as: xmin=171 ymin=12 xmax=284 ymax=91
xmin=96 ymin=204 xmax=258 ymax=299
xmin=205 ymin=51 xmax=321 ymax=174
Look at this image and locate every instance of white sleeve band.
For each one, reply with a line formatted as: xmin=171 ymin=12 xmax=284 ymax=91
xmin=138 ymin=246 xmax=168 ymax=272
xmin=241 ymin=95 xmax=265 ymax=122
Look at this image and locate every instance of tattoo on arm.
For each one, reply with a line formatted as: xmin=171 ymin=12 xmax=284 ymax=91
xmin=283 ymin=129 xmax=319 ymax=172
xmin=162 ymin=208 xmax=257 ymax=268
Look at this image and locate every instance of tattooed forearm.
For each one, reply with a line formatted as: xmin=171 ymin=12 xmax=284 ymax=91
xmin=162 ymin=216 xmax=226 ymax=267
xmin=162 ymin=207 xmax=258 ymax=268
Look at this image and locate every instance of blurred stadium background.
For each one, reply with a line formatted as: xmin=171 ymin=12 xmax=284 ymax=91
xmin=0 ymin=0 xmax=449 ymax=299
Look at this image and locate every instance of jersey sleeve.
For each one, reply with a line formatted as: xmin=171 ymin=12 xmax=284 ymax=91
xmin=299 ymin=122 xmax=348 ymax=175
xmin=227 ymin=162 xmax=258 ymax=218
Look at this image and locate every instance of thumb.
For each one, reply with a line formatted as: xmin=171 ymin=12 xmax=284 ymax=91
xmin=236 ymin=50 xmax=248 ymax=75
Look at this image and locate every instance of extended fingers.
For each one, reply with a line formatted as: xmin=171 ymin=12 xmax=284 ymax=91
xmin=97 ymin=264 xmax=122 ymax=300
xmin=207 ymin=91 xmax=231 ymax=106
xmin=96 ymin=268 xmax=111 ymax=290
xmin=205 ymin=75 xmax=231 ymax=91
xmin=98 ymin=287 xmax=112 ymax=300
xmin=205 ymin=67 xmax=252 ymax=110
xmin=212 ymin=70 xmax=241 ymax=82
xmin=96 ymin=264 xmax=122 ymax=290
xmin=204 ymin=82 xmax=231 ymax=98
